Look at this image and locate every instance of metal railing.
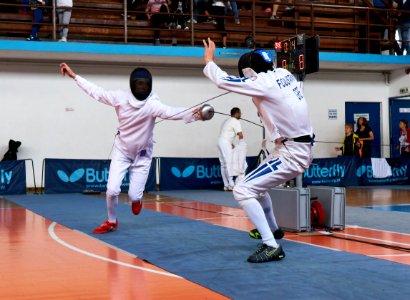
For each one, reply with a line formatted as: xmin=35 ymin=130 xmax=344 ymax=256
xmin=0 ymin=0 xmax=409 ymax=53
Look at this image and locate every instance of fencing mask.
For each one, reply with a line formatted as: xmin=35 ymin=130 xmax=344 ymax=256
xmin=238 ymin=49 xmax=274 ymax=77
xmin=130 ymin=67 xmax=152 ymax=100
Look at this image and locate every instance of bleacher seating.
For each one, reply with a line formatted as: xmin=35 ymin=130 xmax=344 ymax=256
xmin=0 ymin=0 xmax=403 ymax=53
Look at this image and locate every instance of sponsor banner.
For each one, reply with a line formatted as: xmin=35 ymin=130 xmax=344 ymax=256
xmin=303 ymin=156 xmax=359 ymax=187
xmin=44 ymin=158 xmax=156 ymax=193
xmin=357 ymin=158 xmax=410 ymax=186
xmin=160 ymin=157 xmax=223 ymax=190
xmin=0 ymin=160 xmax=26 ymax=195
xmin=303 ymin=157 xmax=410 ymax=187
xmin=159 ymin=156 xmax=258 ymax=190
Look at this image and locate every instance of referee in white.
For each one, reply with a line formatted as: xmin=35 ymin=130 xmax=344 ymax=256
xmin=218 ymin=107 xmax=243 ymax=191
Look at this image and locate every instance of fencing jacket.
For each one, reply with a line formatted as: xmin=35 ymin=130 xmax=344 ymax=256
xmin=204 ymin=61 xmax=313 ymax=166
xmin=75 ymin=75 xmax=195 ymax=160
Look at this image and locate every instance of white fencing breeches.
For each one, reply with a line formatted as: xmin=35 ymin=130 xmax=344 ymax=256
xmin=217 ymin=137 xmax=235 ymax=188
xmin=232 ymin=140 xmax=247 ymax=183
xmin=106 ymin=146 xmax=152 ymax=202
xmin=233 ymin=143 xmax=311 ymax=201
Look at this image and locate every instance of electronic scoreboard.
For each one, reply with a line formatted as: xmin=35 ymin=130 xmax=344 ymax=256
xmin=274 ymin=34 xmax=319 ymax=80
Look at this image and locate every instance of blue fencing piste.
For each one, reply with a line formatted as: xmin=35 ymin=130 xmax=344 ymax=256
xmin=0 ymin=160 xmax=26 ymax=195
xmin=44 ymin=158 xmax=156 ymax=193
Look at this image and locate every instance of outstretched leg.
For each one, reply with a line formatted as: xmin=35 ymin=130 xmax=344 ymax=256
xmin=128 ymin=148 xmax=153 ymax=215
xmin=93 ymin=147 xmax=130 ymax=234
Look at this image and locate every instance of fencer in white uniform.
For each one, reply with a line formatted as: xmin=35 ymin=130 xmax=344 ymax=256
xmin=60 ymin=63 xmax=202 ymax=234
xmin=218 ymin=107 xmax=243 ymax=191
xmin=203 ymin=38 xmax=314 ymax=263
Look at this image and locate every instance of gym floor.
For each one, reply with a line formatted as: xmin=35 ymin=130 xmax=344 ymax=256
xmin=1 ymin=187 xmax=410 ymax=299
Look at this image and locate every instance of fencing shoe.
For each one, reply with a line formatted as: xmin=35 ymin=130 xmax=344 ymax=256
xmin=131 ymin=201 xmax=142 ymax=215
xmin=249 ymin=228 xmax=285 ymax=240
xmin=93 ymin=220 xmax=118 ymax=234
xmin=247 ymin=244 xmax=285 ymax=263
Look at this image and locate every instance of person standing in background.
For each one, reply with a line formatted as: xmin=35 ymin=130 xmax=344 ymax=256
xmin=146 ymin=0 xmax=170 ymax=45
xmin=335 ymin=123 xmax=361 ymax=157
xmin=205 ymin=0 xmax=228 ymax=48
xmin=27 ymin=0 xmax=46 ymax=41
xmin=355 ymin=117 xmax=374 ymax=158
xmin=218 ymin=107 xmax=244 ymax=191
xmin=56 ymin=0 xmax=73 ymax=42
xmin=398 ymin=119 xmax=410 ymax=157
xmin=395 ymin=0 xmax=410 ymax=55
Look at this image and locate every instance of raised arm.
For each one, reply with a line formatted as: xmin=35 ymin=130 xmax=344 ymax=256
xmin=60 ymin=62 xmax=120 ymax=106
xmin=202 ymin=38 xmax=267 ymax=98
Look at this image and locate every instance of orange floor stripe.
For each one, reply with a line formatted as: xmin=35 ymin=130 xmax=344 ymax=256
xmin=0 ymin=206 xmax=228 ymax=300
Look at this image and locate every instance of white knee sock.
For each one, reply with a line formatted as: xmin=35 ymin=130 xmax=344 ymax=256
xmin=240 ymin=198 xmax=278 ymax=248
xmin=259 ymin=193 xmax=279 ymax=231
xmin=106 ymin=194 xmax=118 ymax=223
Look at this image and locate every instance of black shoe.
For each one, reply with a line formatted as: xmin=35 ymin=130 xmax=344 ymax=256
xmin=249 ymin=227 xmax=285 ymax=240
xmin=247 ymin=244 xmax=285 ymax=263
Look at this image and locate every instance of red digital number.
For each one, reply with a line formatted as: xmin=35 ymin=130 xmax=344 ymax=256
xmin=283 ymin=41 xmax=289 ymax=53
xmin=274 ymin=41 xmax=282 ymax=51
xmin=281 ymin=59 xmax=288 ymax=69
xmin=298 ymin=54 xmax=305 ymax=70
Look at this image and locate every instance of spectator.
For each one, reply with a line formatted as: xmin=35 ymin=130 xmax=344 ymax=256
xmin=122 ymin=0 xmax=139 ymax=19
xmin=395 ymin=0 xmax=410 ymax=55
xmin=186 ymin=0 xmax=206 ymax=23
xmin=226 ymin=1 xmax=239 ymax=24
xmin=335 ymin=123 xmax=361 ymax=157
xmin=146 ymin=0 xmax=170 ymax=45
xmin=171 ymin=0 xmax=189 ymax=29
xmin=369 ymin=0 xmax=402 ymax=54
xmin=56 ymin=0 xmax=72 ymax=42
xmin=205 ymin=0 xmax=227 ymax=48
xmin=27 ymin=0 xmax=46 ymax=41
xmin=218 ymin=107 xmax=244 ymax=191
xmin=270 ymin=0 xmax=294 ymax=20
xmin=355 ymin=117 xmax=374 ymax=158
xmin=398 ymin=119 xmax=410 ymax=157
xmin=21 ymin=0 xmax=29 ymax=14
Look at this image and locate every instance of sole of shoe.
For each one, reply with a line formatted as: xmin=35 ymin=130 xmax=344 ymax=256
xmin=92 ymin=221 xmax=118 ymax=234
xmin=247 ymin=245 xmax=285 ymax=263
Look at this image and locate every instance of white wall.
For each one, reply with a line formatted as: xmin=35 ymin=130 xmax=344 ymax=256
xmin=390 ymin=69 xmax=410 ymax=97
xmin=0 ymin=61 xmax=406 ymax=187
xmin=304 ymin=71 xmax=390 ymax=158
